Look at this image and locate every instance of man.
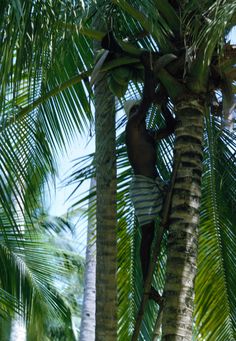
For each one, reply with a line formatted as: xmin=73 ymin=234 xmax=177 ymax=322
xmin=125 ymin=65 xmax=176 ymax=303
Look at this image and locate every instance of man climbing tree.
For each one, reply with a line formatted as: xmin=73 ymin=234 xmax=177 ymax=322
xmin=99 ymin=31 xmax=178 ymax=307
xmin=125 ymin=53 xmax=176 ymax=304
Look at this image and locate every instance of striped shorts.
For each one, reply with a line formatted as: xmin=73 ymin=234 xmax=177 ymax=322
xmin=130 ymin=175 xmax=166 ymax=226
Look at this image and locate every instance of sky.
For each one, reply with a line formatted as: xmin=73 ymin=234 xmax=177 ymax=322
xmin=49 ymin=134 xmax=95 ymax=216
xmin=48 ymin=133 xmax=95 ymax=256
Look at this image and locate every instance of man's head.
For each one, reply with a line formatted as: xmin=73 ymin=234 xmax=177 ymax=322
xmin=124 ymin=100 xmax=140 ymax=118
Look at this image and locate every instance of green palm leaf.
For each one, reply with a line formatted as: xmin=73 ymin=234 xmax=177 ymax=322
xmin=195 ymin=117 xmax=236 ymax=341
xmin=0 ymin=1 xmax=94 ymax=231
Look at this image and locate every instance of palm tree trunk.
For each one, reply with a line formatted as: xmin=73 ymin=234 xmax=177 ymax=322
xmin=10 ymin=317 xmax=26 ymax=341
xmin=79 ymin=178 xmax=96 ymax=341
xmin=94 ymin=74 xmax=117 ymax=340
xmin=162 ymin=100 xmax=205 ymax=340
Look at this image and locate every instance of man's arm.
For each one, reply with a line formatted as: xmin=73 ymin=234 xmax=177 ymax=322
xmin=130 ymin=52 xmax=157 ymax=124
xmin=154 ymin=105 xmax=176 ymax=141
xmin=154 ymin=126 xmax=174 ymax=141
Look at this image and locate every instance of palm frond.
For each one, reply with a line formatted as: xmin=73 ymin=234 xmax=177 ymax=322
xmin=194 ymin=116 xmax=236 ymax=341
xmin=0 ymin=1 xmax=87 ymax=99
xmin=0 ymin=229 xmax=65 ymax=317
xmin=89 ymin=0 xmax=176 ymax=53
xmin=0 ymin=289 xmax=23 ymax=319
xmin=183 ymin=1 xmax=236 ymax=62
xmin=0 ymin=1 xmax=96 ymax=230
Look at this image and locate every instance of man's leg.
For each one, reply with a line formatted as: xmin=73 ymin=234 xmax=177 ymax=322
xmin=140 ymin=221 xmax=155 ymax=281
xmin=141 ymin=221 xmax=162 ymax=305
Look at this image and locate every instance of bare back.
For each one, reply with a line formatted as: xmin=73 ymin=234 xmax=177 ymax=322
xmin=125 ymin=115 xmax=158 ymax=179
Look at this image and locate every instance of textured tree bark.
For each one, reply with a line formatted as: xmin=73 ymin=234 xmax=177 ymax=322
xmin=79 ymin=178 xmax=96 ymax=341
xmin=162 ymin=99 xmax=205 ymax=341
xmin=95 ymin=75 xmax=117 ymax=341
